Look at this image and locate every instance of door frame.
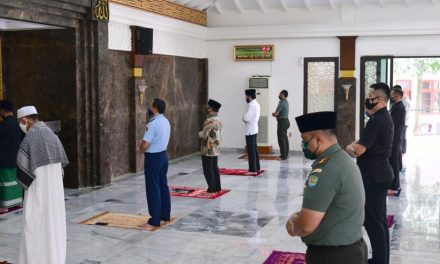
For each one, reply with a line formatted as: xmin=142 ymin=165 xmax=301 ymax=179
xmin=359 ymin=56 xmax=394 ymax=129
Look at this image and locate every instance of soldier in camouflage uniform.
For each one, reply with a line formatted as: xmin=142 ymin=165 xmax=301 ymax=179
xmin=199 ymin=99 xmax=223 ymax=193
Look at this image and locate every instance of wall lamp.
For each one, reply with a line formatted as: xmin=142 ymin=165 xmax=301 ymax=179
xmin=341 ymin=83 xmax=352 ymax=101
xmin=138 ymin=85 xmax=148 ymax=104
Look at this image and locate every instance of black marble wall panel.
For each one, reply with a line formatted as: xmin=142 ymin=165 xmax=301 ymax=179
xmin=98 ymin=50 xmax=132 ymax=181
xmin=134 ymin=55 xmax=208 ymax=172
xmin=336 ymin=78 xmax=356 ymax=148
xmin=3 ymin=29 xmax=78 ymax=187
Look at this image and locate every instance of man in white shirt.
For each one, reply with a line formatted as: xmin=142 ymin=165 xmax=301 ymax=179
xmin=243 ymin=89 xmax=261 ymax=172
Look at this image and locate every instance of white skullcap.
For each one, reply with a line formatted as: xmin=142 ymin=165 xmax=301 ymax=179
xmin=17 ymin=106 xmax=38 ymax=119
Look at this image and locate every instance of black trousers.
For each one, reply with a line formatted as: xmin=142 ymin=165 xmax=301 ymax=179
xmin=245 ymin=134 xmax=260 ymax=172
xmin=144 ymin=152 xmax=171 ymax=227
xmin=364 ymin=182 xmax=391 ymax=264
xmin=389 ymin=144 xmax=401 ymax=190
xmin=401 ymin=125 xmax=408 ymax=154
xmin=202 ymin=155 xmax=221 ymax=193
xmin=306 ymin=238 xmax=368 ymax=264
xmin=277 ymin=119 xmax=290 ymax=159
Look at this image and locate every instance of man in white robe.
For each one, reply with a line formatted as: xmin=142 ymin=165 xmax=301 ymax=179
xmin=16 ymin=106 xmax=69 ymax=264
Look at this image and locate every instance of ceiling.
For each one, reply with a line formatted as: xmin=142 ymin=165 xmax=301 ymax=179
xmin=172 ymin=0 xmax=439 ymax=13
xmin=0 ymin=18 xmax=62 ymax=31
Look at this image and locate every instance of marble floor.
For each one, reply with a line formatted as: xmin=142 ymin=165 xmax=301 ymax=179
xmin=1 ymin=136 xmax=439 ymax=264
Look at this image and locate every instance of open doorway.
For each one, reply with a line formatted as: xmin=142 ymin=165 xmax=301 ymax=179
xmin=360 ymin=56 xmax=440 ymax=135
xmin=0 ymin=19 xmax=78 ymax=187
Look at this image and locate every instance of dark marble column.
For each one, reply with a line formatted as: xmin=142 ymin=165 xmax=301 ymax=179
xmin=336 ymin=78 xmax=356 ymax=148
xmin=337 ymin=36 xmax=357 ymax=148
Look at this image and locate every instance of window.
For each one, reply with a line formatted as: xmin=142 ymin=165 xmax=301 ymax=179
xmin=304 ymin=58 xmax=337 ymax=113
xmin=423 ymin=81 xmax=431 ymax=89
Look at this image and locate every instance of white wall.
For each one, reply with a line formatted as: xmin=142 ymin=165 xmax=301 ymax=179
xmin=208 ymin=34 xmax=440 ymax=150
xmin=108 ymin=3 xmax=207 ymax=58
xmin=207 ymin=38 xmax=339 ymax=151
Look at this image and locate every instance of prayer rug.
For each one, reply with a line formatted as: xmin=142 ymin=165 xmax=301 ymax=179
xmin=219 ymin=168 xmax=265 ymax=176
xmin=0 ymin=261 xmax=13 ymax=264
xmin=0 ymin=204 xmax=22 ymax=215
xmin=387 ymin=215 xmax=395 ymax=228
xmin=387 ymin=188 xmax=401 ymax=197
xmin=169 ymin=186 xmax=230 ymax=199
xmin=239 ymin=154 xmax=282 ymax=160
xmin=263 ymin=251 xmax=306 ymax=264
xmin=78 ymin=211 xmax=177 ymax=231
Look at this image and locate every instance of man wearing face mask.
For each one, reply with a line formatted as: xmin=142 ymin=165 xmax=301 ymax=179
xmin=199 ymin=99 xmax=223 ymax=193
xmin=138 ymin=98 xmax=171 ymax=230
xmin=389 ymin=88 xmax=405 ymax=193
xmin=346 ymin=82 xmax=394 ymax=264
xmin=0 ymin=100 xmax=24 ymax=213
xmin=16 ymin=105 xmax=69 ymax=264
xmin=243 ymin=89 xmax=261 ymax=173
xmin=286 ymin=111 xmax=367 ymax=264
xmin=272 ymin=90 xmax=290 ymax=160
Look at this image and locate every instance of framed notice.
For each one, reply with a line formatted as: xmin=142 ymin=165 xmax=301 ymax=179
xmin=234 ymin=45 xmax=274 ymax=61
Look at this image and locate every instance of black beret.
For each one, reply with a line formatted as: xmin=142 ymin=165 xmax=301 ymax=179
xmin=295 ymin=111 xmax=337 ymax=133
xmin=0 ymin=100 xmax=14 ymax=111
xmin=245 ymin=89 xmax=256 ymax=96
xmin=208 ymin=99 xmax=221 ymax=111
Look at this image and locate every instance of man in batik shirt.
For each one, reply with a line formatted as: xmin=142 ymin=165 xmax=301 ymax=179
xmin=199 ymin=99 xmax=223 ymax=193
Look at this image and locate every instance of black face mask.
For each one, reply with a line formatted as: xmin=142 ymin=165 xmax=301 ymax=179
xmin=147 ymin=108 xmax=154 ymax=118
xmin=246 ymin=98 xmax=251 ymax=103
xmin=365 ymin=97 xmax=379 ymax=110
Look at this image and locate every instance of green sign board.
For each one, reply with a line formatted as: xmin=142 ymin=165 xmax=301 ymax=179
xmin=234 ymin=45 xmax=274 ymax=61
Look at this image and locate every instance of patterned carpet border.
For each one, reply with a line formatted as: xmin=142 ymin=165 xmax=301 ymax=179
xmin=263 ymin=251 xmax=306 ymax=264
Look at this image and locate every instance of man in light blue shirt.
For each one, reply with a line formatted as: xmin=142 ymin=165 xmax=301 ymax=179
xmin=138 ymin=98 xmax=171 ymax=229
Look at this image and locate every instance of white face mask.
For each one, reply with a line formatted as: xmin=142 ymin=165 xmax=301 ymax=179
xmin=19 ymin=123 xmax=28 ymax=134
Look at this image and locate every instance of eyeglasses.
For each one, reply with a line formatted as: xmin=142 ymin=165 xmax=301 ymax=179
xmin=301 ymin=134 xmax=315 ymax=149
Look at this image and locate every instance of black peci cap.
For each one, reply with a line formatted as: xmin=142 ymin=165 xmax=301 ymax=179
xmin=245 ymin=89 xmax=256 ymax=96
xmin=0 ymin=100 xmax=14 ymax=111
xmin=295 ymin=111 xmax=337 ymax=133
xmin=208 ymin=99 xmax=221 ymax=111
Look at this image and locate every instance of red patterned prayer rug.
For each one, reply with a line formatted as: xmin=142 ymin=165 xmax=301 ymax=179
xmin=0 ymin=204 xmax=23 ymax=215
xmin=219 ymin=168 xmax=265 ymax=176
xmin=263 ymin=251 xmax=306 ymax=264
xmin=238 ymin=154 xmax=282 ymax=160
xmin=169 ymin=186 xmax=230 ymax=199
xmin=387 ymin=215 xmax=395 ymax=228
